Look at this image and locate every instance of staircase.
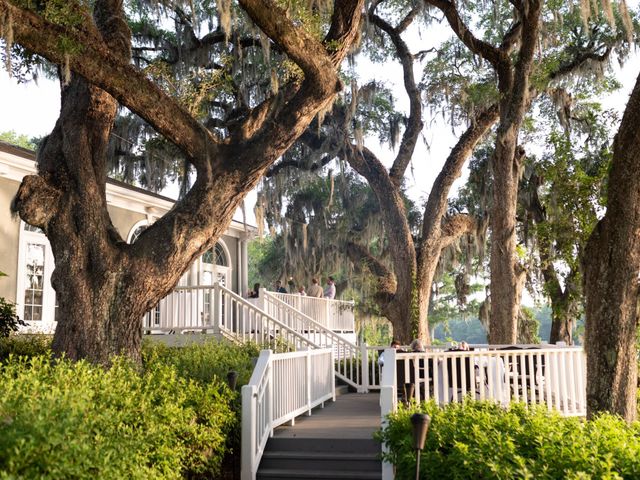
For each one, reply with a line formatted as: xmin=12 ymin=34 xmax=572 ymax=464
xmin=256 ymin=393 xmax=382 ymax=480
xmin=257 ymin=438 xmax=381 ymax=480
xmin=147 ymin=283 xmax=383 ymax=480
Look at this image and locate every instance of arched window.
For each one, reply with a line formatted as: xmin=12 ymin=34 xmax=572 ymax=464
xmin=203 ymin=243 xmax=228 ymax=266
xmin=127 ymin=220 xmax=150 ymax=244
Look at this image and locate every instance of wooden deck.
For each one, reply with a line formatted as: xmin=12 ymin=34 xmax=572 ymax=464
xmin=273 ymin=393 xmax=381 ymax=439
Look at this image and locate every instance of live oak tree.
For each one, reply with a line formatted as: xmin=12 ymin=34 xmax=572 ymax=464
xmin=257 ymin=0 xmax=634 ymax=343
xmin=256 ymin=0 xmax=498 ymax=343
xmin=430 ymin=0 xmax=636 ymax=344
xmin=583 ymin=70 xmax=640 ymax=422
xmin=1 ymin=0 xmax=363 ymax=363
xmin=523 ymin=123 xmax=611 ymax=345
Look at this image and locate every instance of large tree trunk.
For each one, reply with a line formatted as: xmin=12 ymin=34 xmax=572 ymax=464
xmin=415 ymin=251 xmax=439 ymax=342
xmin=488 ymin=0 xmax=542 ymax=344
xmin=583 ymin=73 xmax=640 ymax=422
xmin=6 ymin=0 xmax=363 ymax=363
xmin=343 ymin=146 xmax=418 ymax=343
xmin=489 ymin=140 xmax=525 ymax=344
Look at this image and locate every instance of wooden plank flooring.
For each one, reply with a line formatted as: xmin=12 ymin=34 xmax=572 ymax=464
xmin=273 ymin=393 xmax=381 ymax=439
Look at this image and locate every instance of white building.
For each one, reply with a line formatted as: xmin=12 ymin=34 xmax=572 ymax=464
xmin=0 ymin=141 xmax=255 ymax=333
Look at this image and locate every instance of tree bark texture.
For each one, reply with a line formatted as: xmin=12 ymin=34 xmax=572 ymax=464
xmin=345 ymin=146 xmax=418 ymax=343
xmin=425 ymin=0 xmax=541 ymax=345
xmin=583 ymin=72 xmax=640 ymax=423
xmin=5 ymin=0 xmax=363 ymax=363
xmin=488 ymin=0 xmax=542 ymax=345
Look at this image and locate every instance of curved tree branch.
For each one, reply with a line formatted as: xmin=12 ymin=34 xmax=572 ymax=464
xmin=420 ymin=104 xmax=499 ymax=245
xmin=266 ymin=155 xmax=335 ymax=177
xmin=233 ymin=0 xmax=363 ymax=167
xmin=370 ymin=8 xmax=424 ymax=186
xmin=0 ymin=0 xmax=218 ymax=173
xmin=425 ymin=0 xmax=503 ymax=68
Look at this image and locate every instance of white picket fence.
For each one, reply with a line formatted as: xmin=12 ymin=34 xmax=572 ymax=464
xmin=379 ymin=346 xmax=586 ymax=480
xmin=241 ymin=348 xmax=335 ymax=480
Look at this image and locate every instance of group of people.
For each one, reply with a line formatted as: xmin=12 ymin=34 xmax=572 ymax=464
xmin=247 ymin=276 xmax=337 ymax=299
xmin=378 ymin=338 xmax=470 ymax=365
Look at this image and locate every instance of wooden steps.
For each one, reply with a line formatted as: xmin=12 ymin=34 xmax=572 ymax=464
xmin=256 ymin=393 xmax=382 ymax=480
xmin=257 ymin=438 xmax=381 ymax=480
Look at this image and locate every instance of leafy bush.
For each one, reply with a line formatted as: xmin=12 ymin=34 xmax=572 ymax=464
xmin=0 ymin=355 xmax=236 ymax=479
xmin=0 ymin=297 xmax=25 ymax=338
xmin=0 ymin=334 xmax=51 ymax=362
xmin=378 ymin=400 xmax=640 ymax=479
xmin=142 ymin=338 xmax=260 ymax=387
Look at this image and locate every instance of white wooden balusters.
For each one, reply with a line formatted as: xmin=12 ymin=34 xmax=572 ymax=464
xmin=241 ymin=348 xmax=335 ymax=480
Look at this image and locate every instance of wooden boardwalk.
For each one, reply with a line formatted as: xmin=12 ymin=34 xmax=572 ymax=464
xmin=259 ymin=393 xmax=383 ymax=479
xmin=273 ymin=392 xmax=381 ymax=439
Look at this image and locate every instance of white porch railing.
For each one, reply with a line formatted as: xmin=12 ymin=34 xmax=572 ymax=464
xmin=267 ymin=291 xmax=355 ymax=331
xmin=262 ymin=291 xmax=364 ymax=390
xmin=380 ymin=346 xmax=586 ymax=480
xmin=380 ymin=347 xmax=586 ymax=415
xmin=143 ymin=284 xmax=325 ymax=351
xmin=241 ymin=348 xmax=335 ymax=480
xmin=143 ymin=284 xmax=367 ymax=389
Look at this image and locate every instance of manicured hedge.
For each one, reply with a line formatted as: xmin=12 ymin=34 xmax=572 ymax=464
xmin=0 ymin=347 xmax=242 ymax=479
xmin=142 ymin=339 xmax=261 ymax=388
xmin=378 ymin=400 xmax=640 ymax=479
xmin=0 ymin=334 xmax=52 ymax=362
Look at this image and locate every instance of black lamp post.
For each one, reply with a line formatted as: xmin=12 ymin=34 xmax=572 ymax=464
xmin=227 ymin=370 xmax=238 ymax=390
xmin=411 ymin=413 xmax=430 ymax=480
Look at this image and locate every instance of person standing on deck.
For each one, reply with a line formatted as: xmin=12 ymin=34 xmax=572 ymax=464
xmin=273 ymin=280 xmax=287 ymax=293
xmin=323 ymin=276 xmax=336 ymax=299
xmin=248 ymin=283 xmax=260 ymax=298
xmin=378 ymin=339 xmax=403 ymax=366
xmin=307 ymin=278 xmax=323 ymax=297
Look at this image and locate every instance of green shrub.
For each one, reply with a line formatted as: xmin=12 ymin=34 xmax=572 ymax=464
xmin=378 ymin=400 xmax=640 ymax=479
xmin=0 ymin=334 xmax=52 ymax=362
xmin=0 ymin=297 xmax=24 ymax=338
xmin=142 ymin=338 xmax=260 ymax=387
xmin=0 ymin=355 xmax=236 ymax=479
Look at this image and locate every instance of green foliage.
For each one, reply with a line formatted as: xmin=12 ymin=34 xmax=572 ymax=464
xmin=535 ymin=130 xmax=610 ymax=272
xmin=0 ymin=272 xmax=26 ymax=340
xmin=248 ymin=235 xmax=285 ymax=287
xmin=0 ymin=340 xmax=264 ymax=478
xmin=0 ymin=355 xmax=236 ymax=479
xmin=429 ymin=271 xmax=483 ymax=330
xmin=358 ymin=315 xmax=392 ymax=346
xmin=0 ymin=298 xmax=24 ymax=338
xmin=141 ymin=338 xmax=260 ymax=388
xmin=0 ymin=335 xmax=51 ymax=361
xmin=0 ymin=130 xmax=37 ymax=150
xmin=422 ymin=39 xmax=497 ymax=125
xmin=378 ymin=401 xmax=640 ymax=479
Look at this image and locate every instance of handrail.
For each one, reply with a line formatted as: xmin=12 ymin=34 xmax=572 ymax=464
xmin=215 ymin=283 xmax=325 ymax=352
xmin=381 ymin=347 xmax=586 ymax=416
xmin=142 ymin=283 xmax=366 ymax=389
xmin=262 ymin=291 xmax=364 ymax=390
xmin=241 ymin=348 xmax=335 ymax=480
xmin=267 ymin=291 xmax=355 ymax=331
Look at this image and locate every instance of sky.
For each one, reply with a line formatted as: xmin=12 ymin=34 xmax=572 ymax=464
xmin=1 ymin=12 xmax=640 ymax=211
